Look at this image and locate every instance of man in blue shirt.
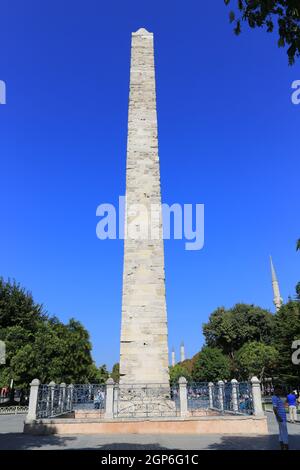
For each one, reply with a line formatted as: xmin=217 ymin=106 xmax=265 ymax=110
xmin=272 ymin=387 xmax=289 ymax=450
xmin=286 ymin=391 xmax=297 ymax=423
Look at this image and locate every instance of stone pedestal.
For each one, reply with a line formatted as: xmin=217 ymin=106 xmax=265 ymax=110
xmin=114 ymin=384 xmax=175 ymax=418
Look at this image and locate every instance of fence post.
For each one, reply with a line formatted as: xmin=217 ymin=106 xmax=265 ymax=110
xmin=49 ymin=381 xmax=56 ymax=416
xmin=105 ymin=378 xmax=114 ymax=419
xmin=113 ymin=383 xmax=119 ymax=416
xmin=208 ymin=382 xmax=214 ymax=408
xmin=26 ymin=379 xmax=40 ymax=421
xmin=218 ymin=380 xmax=224 ymax=412
xmin=251 ymin=376 xmax=264 ymax=416
xmin=178 ymin=377 xmax=188 ymax=417
xmin=231 ymin=379 xmax=239 ymax=413
xmin=59 ymin=383 xmax=66 ymax=412
xmin=67 ymin=384 xmax=74 ymax=411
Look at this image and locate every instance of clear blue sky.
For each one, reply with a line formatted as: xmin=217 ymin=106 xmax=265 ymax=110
xmin=1 ymin=1 xmax=299 ymax=369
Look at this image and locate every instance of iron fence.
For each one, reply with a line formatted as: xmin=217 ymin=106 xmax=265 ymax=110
xmin=34 ymin=380 xmax=255 ymax=419
xmin=0 ymin=406 xmax=28 ymax=415
xmin=236 ymin=382 xmax=253 ymax=415
xmin=36 ymin=383 xmax=106 ymax=418
xmin=36 ymin=384 xmax=72 ymax=419
xmin=188 ymin=381 xmax=255 ymax=415
xmin=187 ymin=382 xmax=210 ymax=414
xmin=72 ymin=384 xmax=106 ymax=411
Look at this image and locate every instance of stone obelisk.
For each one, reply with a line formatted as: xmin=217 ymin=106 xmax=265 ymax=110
xmin=119 ymin=28 xmax=170 ymax=385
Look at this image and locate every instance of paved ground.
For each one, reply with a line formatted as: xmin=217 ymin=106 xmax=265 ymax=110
xmin=0 ymin=413 xmax=300 ymax=450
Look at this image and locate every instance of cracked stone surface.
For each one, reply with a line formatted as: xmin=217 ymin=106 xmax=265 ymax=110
xmin=119 ymin=28 xmax=169 ymax=385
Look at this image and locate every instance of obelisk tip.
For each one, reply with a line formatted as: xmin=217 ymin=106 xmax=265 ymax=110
xmin=133 ymin=27 xmax=152 ymax=36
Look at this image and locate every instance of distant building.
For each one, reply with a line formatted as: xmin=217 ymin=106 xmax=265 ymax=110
xmin=180 ymin=341 xmax=185 ymax=362
xmin=171 ymin=347 xmax=175 ymax=367
xmin=270 ymin=256 xmax=283 ymax=312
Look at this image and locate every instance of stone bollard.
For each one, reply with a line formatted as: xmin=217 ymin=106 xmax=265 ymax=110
xmin=231 ymin=379 xmax=239 ymax=413
xmin=59 ymin=383 xmax=66 ymax=413
xmin=251 ymin=376 xmax=264 ymax=416
xmin=218 ymin=380 xmax=224 ymax=412
xmin=26 ymin=379 xmax=40 ymax=422
xmin=178 ymin=377 xmax=188 ymax=417
xmin=208 ymin=382 xmax=214 ymax=408
xmin=104 ymin=378 xmax=114 ymax=419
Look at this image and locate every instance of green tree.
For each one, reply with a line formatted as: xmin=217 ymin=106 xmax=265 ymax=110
xmin=203 ymin=303 xmax=274 ymax=359
xmin=192 ymin=347 xmax=231 ymax=382
xmin=225 ymin=0 xmax=300 ymax=64
xmin=169 ymin=363 xmax=192 ymax=385
xmin=88 ymin=364 xmax=109 ymax=383
xmin=0 ymin=278 xmax=98 ymax=389
xmin=235 ymin=341 xmax=279 ymax=381
xmin=111 ymin=363 xmax=120 ymax=383
xmin=297 ymin=239 xmax=300 ymax=251
xmin=272 ymin=300 xmax=300 ymax=385
xmin=0 ymin=278 xmax=46 ymax=330
xmin=97 ymin=364 xmax=110 ymax=383
xmin=296 ymin=282 xmax=300 ymax=300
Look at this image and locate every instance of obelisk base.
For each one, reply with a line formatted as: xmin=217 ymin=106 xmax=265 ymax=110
xmin=114 ymin=384 xmax=177 ymax=418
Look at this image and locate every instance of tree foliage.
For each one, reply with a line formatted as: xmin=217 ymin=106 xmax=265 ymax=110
xmin=0 ymin=278 xmax=101 ymax=389
xmin=111 ymin=363 xmax=120 ymax=383
xmin=235 ymin=341 xmax=279 ymax=380
xmin=272 ymin=300 xmax=300 ymax=385
xmin=92 ymin=364 xmax=109 ymax=383
xmin=192 ymin=347 xmax=231 ymax=382
xmin=225 ymin=0 xmax=300 ymax=64
xmin=169 ymin=363 xmax=192 ymax=385
xmin=203 ymin=303 xmax=274 ymax=358
xmin=296 ymin=282 xmax=300 ymax=300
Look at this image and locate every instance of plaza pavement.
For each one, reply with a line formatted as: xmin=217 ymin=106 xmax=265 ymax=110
xmin=0 ymin=413 xmax=299 ymax=450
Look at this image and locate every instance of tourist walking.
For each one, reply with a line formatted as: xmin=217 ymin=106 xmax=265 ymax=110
xmin=286 ymin=390 xmax=297 ymax=423
xmin=272 ymin=387 xmax=289 ymax=450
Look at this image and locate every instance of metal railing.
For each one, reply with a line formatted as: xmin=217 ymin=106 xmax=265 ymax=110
xmin=72 ymin=384 xmax=105 ymax=411
xmin=187 ymin=382 xmax=210 ymax=414
xmin=36 ymin=384 xmax=71 ymax=419
xmin=187 ymin=381 xmax=254 ymax=415
xmin=0 ymin=406 xmax=28 ymax=415
xmin=31 ymin=378 xmax=258 ymax=420
xmin=236 ymin=382 xmax=253 ymax=415
xmin=36 ymin=383 xmax=106 ymax=418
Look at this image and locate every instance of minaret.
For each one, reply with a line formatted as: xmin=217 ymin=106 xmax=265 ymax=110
xmin=180 ymin=342 xmax=185 ymax=362
xmin=119 ymin=28 xmax=170 ymax=385
xmin=270 ymin=256 xmax=283 ymax=312
xmin=171 ymin=347 xmax=175 ymax=367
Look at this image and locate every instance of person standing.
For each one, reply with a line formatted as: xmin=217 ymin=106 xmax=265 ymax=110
xmin=272 ymin=387 xmax=289 ymax=450
xmin=287 ymin=390 xmax=297 ymax=423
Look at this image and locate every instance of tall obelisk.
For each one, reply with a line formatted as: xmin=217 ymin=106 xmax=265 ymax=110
xmin=119 ymin=28 xmax=170 ymax=385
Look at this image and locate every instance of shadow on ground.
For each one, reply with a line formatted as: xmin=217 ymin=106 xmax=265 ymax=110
xmin=0 ymin=433 xmax=76 ymax=450
xmin=205 ymin=434 xmax=300 ymax=450
xmin=97 ymin=443 xmax=170 ymax=450
xmin=1 ymin=433 xmax=300 ymax=450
